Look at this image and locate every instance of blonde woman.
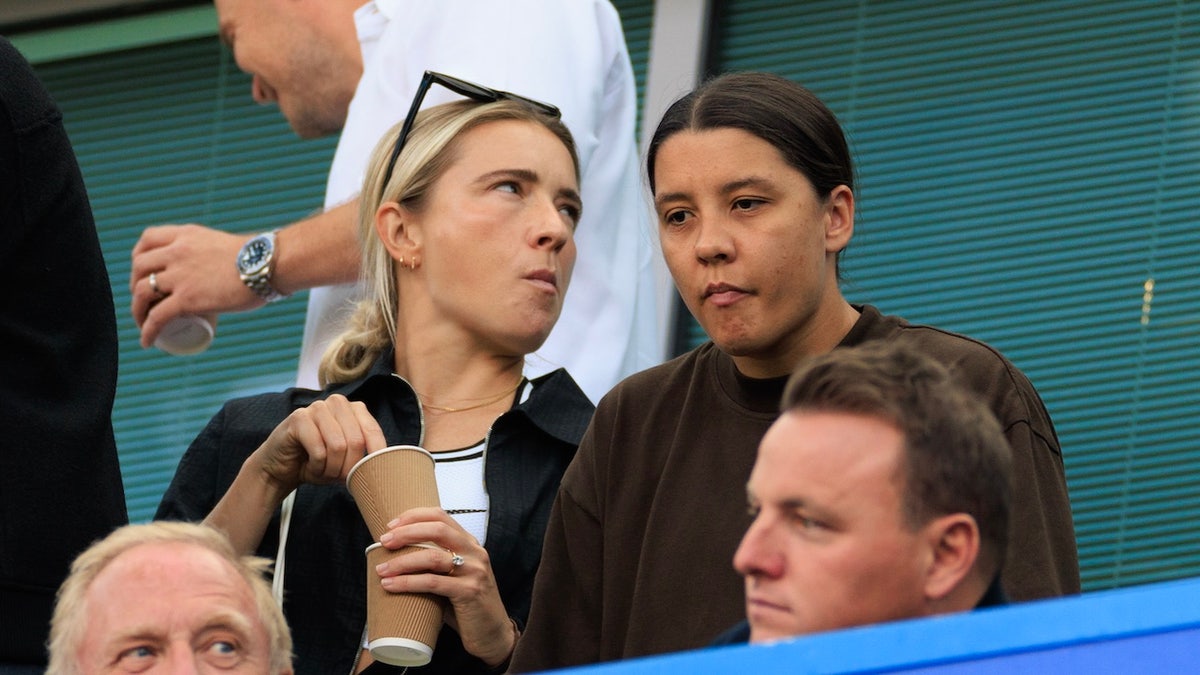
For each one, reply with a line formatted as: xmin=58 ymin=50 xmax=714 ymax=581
xmin=158 ymin=73 xmax=593 ymax=675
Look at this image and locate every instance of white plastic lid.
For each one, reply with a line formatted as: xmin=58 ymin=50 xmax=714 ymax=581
xmin=154 ymin=315 xmax=214 ymax=356
xmin=368 ymin=636 xmax=434 ymax=667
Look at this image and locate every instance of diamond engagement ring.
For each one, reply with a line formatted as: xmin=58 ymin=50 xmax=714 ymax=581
xmin=449 ymin=552 xmax=465 ymax=573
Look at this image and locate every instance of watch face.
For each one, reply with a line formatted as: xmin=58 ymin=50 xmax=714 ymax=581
xmin=239 ymin=237 xmax=271 ymax=274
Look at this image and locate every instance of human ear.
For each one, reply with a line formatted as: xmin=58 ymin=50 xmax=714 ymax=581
xmin=922 ymin=513 xmax=980 ymax=601
xmin=374 ymin=202 xmax=421 ymax=263
xmin=824 ymin=185 xmax=854 ymax=254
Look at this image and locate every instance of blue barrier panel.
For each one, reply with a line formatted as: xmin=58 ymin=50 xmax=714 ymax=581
xmin=535 ymin=576 xmax=1200 ymax=674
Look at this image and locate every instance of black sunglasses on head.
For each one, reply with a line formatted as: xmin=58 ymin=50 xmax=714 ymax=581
xmin=379 ymin=71 xmax=562 ymax=199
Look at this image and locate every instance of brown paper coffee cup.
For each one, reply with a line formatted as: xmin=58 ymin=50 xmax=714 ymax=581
xmin=346 ymin=445 xmax=440 ymax=539
xmin=365 ymin=542 xmax=444 ymax=666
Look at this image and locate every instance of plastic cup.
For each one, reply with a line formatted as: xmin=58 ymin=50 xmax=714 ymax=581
xmin=154 ymin=314 xmax=215 ymax=356
xmin=364 ymin=542 xmax=444 ymax=666
xmin=346 ymin=445 xmax=440 ymax=539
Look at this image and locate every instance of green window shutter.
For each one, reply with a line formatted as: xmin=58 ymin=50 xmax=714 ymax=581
xmin=612 ymin=0 xmax=655 ymax=137
xmin=701 ymin=0 xmax=1199 ymax=590
xmin=35 ymin=37 xmax=337 ymax=522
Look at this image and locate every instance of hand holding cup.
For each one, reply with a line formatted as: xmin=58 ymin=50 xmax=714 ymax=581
xmin=376 ymin=507 xmax=518 ymax=668
xmin=251 ymin=395 xmax=386 ymax=497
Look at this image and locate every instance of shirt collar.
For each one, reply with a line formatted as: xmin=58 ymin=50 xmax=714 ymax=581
xmin=326 ymin=350 xmax=594 ymax=446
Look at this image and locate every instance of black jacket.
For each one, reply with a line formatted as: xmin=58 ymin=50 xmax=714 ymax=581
xmin=0 ymin=37 xmax=127 ymax=665
xmin=157 ymin=352 xmax=593 ymax=674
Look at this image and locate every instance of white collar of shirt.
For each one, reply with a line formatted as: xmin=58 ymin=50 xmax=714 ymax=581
xmin=354 ymin=1 xmax=389 ymax=59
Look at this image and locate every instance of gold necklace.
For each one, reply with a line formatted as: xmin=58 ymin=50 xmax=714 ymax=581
xmin=417 ymin=379 xmax=523 ymax=414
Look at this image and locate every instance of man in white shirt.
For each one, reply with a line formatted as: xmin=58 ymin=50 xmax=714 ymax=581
xmin=130 ymin=0 xmax=662 ymax=401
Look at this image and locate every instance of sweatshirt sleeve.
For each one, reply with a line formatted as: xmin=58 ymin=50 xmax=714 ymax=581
xmin=1001 ymin=418 xmax=1082 ymax=599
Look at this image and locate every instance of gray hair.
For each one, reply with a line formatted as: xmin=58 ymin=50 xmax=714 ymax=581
xmin=46 ymin=521 xmax=292 ymax=675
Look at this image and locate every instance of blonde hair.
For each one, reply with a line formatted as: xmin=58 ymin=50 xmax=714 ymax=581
xmin=46 ymin=522 xmax=293 ymax=675
xmin=318 ymin=98 xmax=578 ymax=386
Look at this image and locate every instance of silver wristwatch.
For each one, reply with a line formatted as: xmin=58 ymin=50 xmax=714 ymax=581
xmin=236 ymin=231 xmax=287 ymax=303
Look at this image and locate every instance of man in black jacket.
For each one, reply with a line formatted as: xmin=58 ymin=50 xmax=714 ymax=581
xmin=719 ymin=342 xmax=1011 ymax=645
xmin=0 ymin=36 xmax=128 ymax=671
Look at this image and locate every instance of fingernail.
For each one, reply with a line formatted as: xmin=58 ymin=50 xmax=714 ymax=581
xmin=381 ymin=577 xmax=395 ymax=590
xmin=386 ymin=518 xmax=400 ymax=528
xmin=380 ymin=533 xmax=393 ymax=544
xmin=375 ymin=563 xmax=387 ymax=574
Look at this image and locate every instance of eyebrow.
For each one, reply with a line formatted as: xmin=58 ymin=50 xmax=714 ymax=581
xmin=654 ymin=175 xmax=778 ymax=209
xmin=109 ymin=610 xmax=254 ymax=646
xmin=108 ymin=626 xmax=161 ymax=645
xmin=721 ymin=176 xmax=777 ymax=194
xmin=199 ymin=608 xmax=257 ymax=640
xmin=748 ymin=488 xmax=816 ymax=512
xmin=476 ymin=168 xmax=582 ymax=206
